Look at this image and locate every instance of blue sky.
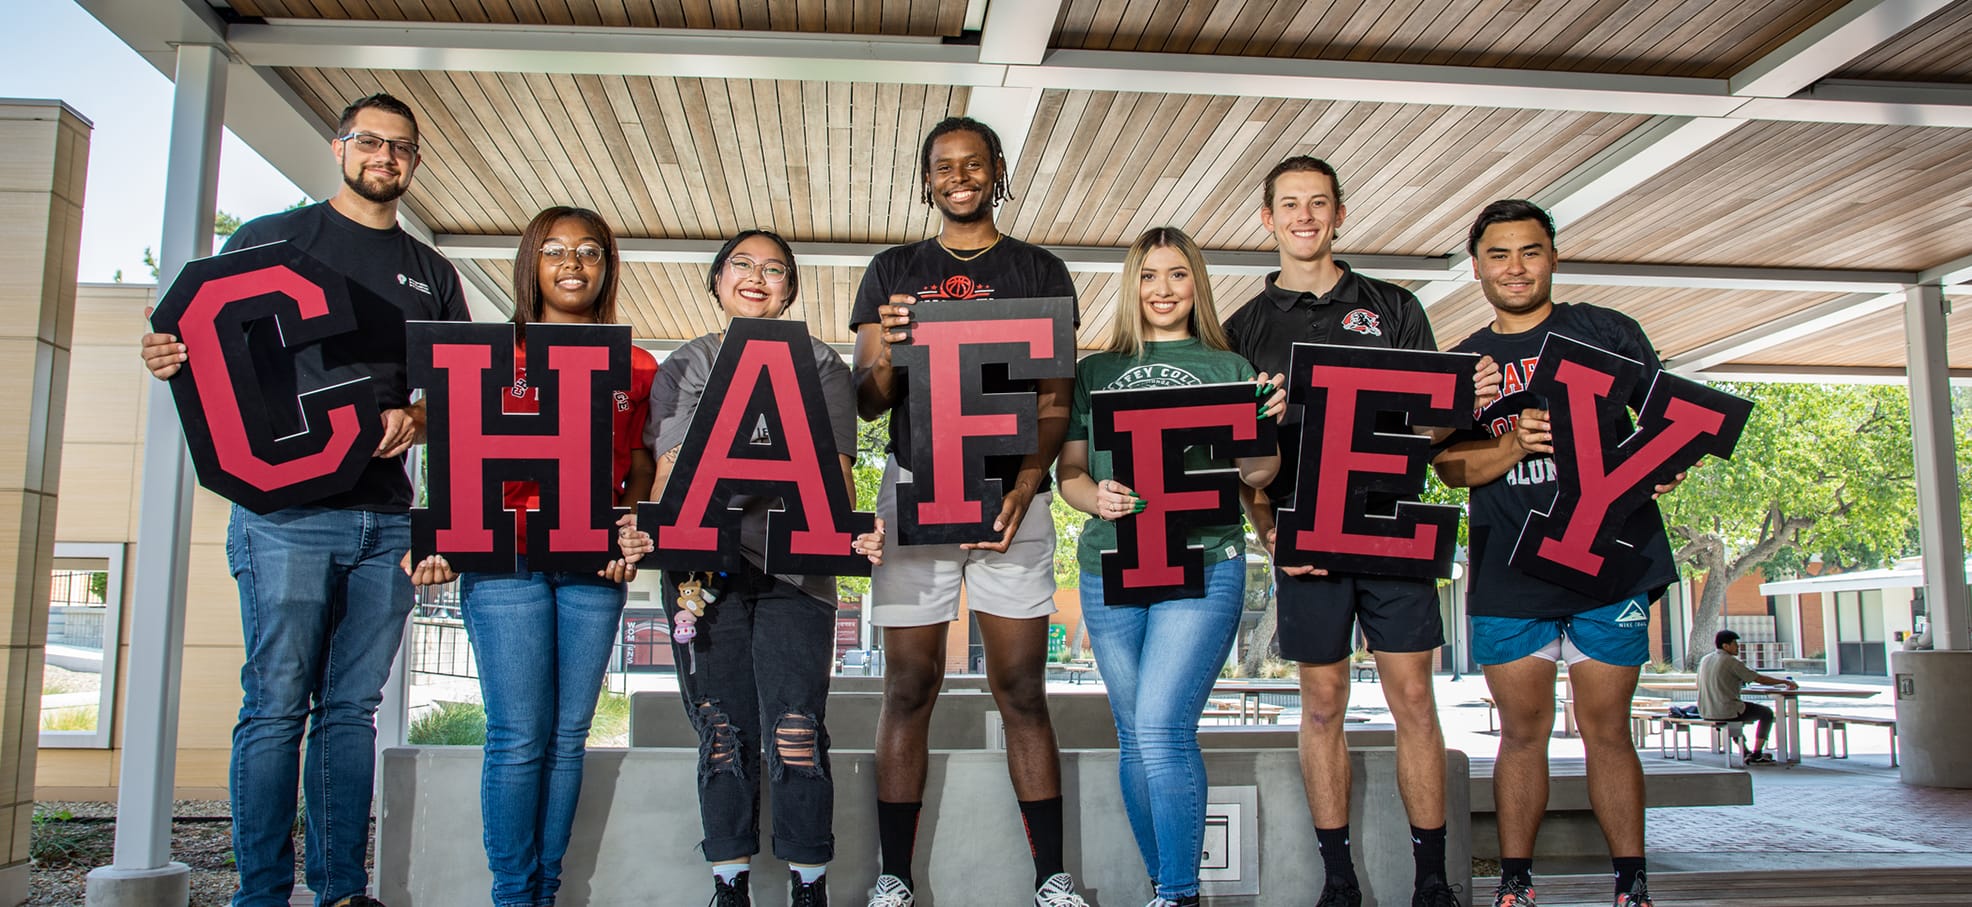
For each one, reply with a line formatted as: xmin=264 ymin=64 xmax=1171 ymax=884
xmin=2 ymin=2 xmax=305 ymax=283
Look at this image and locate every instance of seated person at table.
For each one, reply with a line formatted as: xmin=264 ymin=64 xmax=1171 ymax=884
xmin=1697 ymin=630 xmax=1796 ymax=764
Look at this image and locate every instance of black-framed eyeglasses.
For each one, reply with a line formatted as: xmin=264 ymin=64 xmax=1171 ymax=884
xmin=727 ymin=257 xmax=790 ymax=283
xmin=541 ymin=243 xmax=606 ymax=265
xmin=338 ymin=131 xmax=420 ymax=159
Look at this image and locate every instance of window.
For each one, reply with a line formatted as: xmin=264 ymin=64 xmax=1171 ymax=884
xmin=41 ymin=542 xmax=125 ymax=748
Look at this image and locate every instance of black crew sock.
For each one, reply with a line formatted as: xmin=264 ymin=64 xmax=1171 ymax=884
xmin=876 ymin=800 xmax=921 ymax=888
xmin=1315 ymin=825 xmax=1358 ymax=888
xmin=1500 ymin=857 xmax=1534 ymax=888
xmin=1613 ymin=857 xmax=1647 ymax=896
xmin=1018 ymin=796 xmax=1067 ymax=889
xmin=1410 ymin=824 xmax=1448 ymax=888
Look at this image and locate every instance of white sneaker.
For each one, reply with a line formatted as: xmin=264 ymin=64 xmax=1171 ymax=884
xmin=1035 ymin=873 xmax=1091 ymax=907
xmin=866 ymin=874 xmax=914 ymax=907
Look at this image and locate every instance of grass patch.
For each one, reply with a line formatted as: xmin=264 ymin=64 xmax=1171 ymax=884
xmin=30 ymin=806 xmax=113 ymax=868
xmin=40 ymin=705 xmax=98 ymax=731
xmin=589 ymin=690 xmax=630 ymax=746
xmin=407 ymin=700 xmax=487 ymax=745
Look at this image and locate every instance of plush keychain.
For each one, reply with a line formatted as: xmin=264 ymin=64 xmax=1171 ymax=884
xmin=672 ymin=573 xmax=719 ymax=672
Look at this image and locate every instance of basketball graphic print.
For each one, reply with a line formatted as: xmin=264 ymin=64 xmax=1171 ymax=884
xmin=943 ymin=275 xmax=977 ymax=299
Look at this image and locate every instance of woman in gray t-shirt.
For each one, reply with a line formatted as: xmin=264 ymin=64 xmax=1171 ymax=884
xmin=646 ymin=229 xmax=884 ymax=906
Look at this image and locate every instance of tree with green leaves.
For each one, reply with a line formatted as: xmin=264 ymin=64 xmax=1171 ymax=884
xmin=1659 ymin=382 xmax=1924 ymax=668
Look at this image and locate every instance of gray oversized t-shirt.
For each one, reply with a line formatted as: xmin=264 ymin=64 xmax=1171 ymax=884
xmin=646 ymin=330 xmax=858 ymax=603
xmin=1697 ymin=650 xmax=1762 ymax=719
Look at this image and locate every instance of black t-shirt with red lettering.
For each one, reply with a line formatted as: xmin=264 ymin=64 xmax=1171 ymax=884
xmin=849 ymin=236 xmax=1077 ymax=491
xmin=1447 ymin=302 xmax=1679 ymax=619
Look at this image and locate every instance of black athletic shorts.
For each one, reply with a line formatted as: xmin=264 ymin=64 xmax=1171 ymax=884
xmin=1274 ymin=572 xmax=1444 ymax=665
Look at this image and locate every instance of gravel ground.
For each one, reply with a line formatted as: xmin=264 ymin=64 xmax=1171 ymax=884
xmin=27 ymin=800 xmax=372 ymax=907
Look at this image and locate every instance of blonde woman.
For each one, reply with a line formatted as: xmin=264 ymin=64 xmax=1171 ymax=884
xmin=1056 ymin=227 xmax=1282 ymax=907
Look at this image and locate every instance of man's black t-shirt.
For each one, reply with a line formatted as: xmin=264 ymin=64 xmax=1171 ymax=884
xmin=224 ymin=202 xmax=470 ymax=512
xmin=1222 ymin=263 xmax=1436 ymax=510
xmin=849 ymin=235 xmax=1077 ymax=491
xmin=1448 ymin=303 xmax=1679 ymax=619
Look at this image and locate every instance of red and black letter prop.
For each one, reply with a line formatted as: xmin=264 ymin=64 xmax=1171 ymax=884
xmin=1274 ymin=344 xmax=1478 ymax=580
xmin=411 ymin=321 xmax=628 ymax=573
xmin=1091 ymin=382 xmax=1277 ymax=605
xmin=891 ymin=296 xmax=1076 ymax=545
xmin=1509 ymin=333 xmax=1751 ymax=600
xmin=148 ymin=241 xmax=382 ymax=514
xmin=638 ymin=317 xmax=876 ymax=577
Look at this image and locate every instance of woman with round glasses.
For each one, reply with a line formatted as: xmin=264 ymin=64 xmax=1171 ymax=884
xmin=406 ymin=206 xmax=658 ymax=907
xmin=645 ymin=229 xmax=886 ymax=907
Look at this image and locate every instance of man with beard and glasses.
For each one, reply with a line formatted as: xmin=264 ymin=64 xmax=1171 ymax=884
xmin=140 ymin=93 xmax=468 ymax=907
xmin=849 ymin=116 xmax=1086 ymax=907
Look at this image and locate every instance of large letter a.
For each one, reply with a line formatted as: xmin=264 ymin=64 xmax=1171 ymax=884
xmin=640 ymin=318 xmax=876 ymax=578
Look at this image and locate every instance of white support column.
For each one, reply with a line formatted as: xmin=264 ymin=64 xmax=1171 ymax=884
xmin=1905 ymin=282 xmax=1969 ymax=649
xmin=86 ymin=42 xmax=227 ymax=907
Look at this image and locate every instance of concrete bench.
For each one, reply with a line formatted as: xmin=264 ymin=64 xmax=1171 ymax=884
xmin=1806 ymin=712 xmax=1899 ymax=766
xmin=1467 ymin=756 xmax=1751 ymax=860
xmin=378 ymin=745 xmax=1470 ymax=906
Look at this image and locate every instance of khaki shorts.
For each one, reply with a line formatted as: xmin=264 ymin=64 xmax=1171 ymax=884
xmin=869 ymin=457 xmax=1058 ymax=627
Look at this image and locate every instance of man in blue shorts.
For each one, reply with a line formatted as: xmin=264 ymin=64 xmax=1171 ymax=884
xmin=1433 ymin=200 xmax=1683 ymax=907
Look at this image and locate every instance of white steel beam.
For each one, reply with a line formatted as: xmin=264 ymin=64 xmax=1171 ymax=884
xmin=1663 ymin=291 xmax=1905 ymax=374
xmin=1691 ymin=364 xmax=1972 ymax=386
xmin=1904 ymin=282 xmax=1971 ymax=649
xmin=1729 ymin=0 xmax=1959 ymax=98
xmin=219 ymin=20 xmax=1972 ymax=127
xmin=1920 ymin=250 xmax=1972 ymax=287
xmin=978 ymin=0 xmax=1064 ymax=66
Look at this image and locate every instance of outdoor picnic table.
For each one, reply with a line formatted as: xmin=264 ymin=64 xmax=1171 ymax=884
xmin=1211 ymin=681 xmax=1301 ymax=724
xmin=1745 ymin=684 xmax=1878 ymax=764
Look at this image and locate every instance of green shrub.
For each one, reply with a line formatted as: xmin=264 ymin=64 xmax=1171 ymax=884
xmin=407 ymin=701 xmax=487 ymax=745
xmin=40 ymin=705 xmax=98 ymax=731
xmin=589 ymin=690 xmax=630 ymax=745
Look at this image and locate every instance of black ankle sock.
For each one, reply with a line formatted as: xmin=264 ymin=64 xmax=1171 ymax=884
xmin=1018 ymin=796 xmax=1066 ymax=889
xmin=1501 ymin=857 xmax=1534 ymax=887
xmin=1315 ymin=825 xmax=1358 ymax=888
xmin=876 ymin=800 xmax=921 ymax=888
xmin=1613 ymin=857 xmax=1647 ymax=895
xmin=1410 ymin=824 xmax=1447 ymax=887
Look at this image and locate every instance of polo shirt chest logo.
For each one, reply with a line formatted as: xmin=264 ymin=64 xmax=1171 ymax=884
xmin=1340 ymin=308 xmax=1382 ymax=336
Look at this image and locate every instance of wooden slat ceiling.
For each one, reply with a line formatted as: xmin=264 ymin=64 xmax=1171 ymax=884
xmin=1733 ymin=300 xmax=1972 ymax=370
xmin=1836 ymin=1 xmax=1972 ymax=82
xmin=229 ymin=0 xmax=972 ymax=35
xmin=1001 ymin=91 xmax=1647 ymax=256
xmin=1049 ymin=0 xmax=1850 ymax=78
xmin=1562 ymin=120 xmax=1972 ymax=272
xmin=282 ymin=67 xmax=961 ymax=243
xmin=1424 ymin=284 xmax=1850 ymax=361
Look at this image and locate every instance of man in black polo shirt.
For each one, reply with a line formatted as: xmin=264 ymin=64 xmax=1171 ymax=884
xmin=1224 ymin=156 xmax=1494 ymax=907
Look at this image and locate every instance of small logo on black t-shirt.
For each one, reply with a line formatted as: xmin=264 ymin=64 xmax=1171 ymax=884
xmin=1341 ymin=308 xmax=1382 ymax=336
xmin=918 ymin=274 xmax=994 ymax=300
xmin=398 ymin=273 xmax=433 ymax=295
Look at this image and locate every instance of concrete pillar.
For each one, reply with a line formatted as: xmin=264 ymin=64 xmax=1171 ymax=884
xmin=1893 ymin=281 xmax=1972 ymax=788
xmin=85 ymin=43 xmax=226 ymax=907
xmin=0 ymin=98 xmax=90 ymax=907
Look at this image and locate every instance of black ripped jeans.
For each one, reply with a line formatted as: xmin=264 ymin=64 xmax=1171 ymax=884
xmin=667 ymin=565 xmax=837 ymax=864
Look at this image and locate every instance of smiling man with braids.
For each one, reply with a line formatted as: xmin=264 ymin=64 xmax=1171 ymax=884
xmin=850 ymin=116 xmax=1087 ymax=907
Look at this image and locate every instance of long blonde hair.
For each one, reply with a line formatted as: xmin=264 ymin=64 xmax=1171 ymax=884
xmin=1103 ymin=227 xmax=1231 ymax=358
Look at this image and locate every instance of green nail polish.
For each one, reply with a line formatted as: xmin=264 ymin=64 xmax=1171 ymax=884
xmin=1132 ymin=499 xmax=1146 ymax=513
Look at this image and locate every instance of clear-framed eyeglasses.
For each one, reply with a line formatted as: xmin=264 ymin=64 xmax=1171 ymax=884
xmin=727 ymin=257 xmax=789 ymax=283
xmin=541 ymin=244 xmax=606 ymax=265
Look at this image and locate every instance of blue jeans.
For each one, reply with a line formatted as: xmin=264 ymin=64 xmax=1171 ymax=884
xmin=461 ymin=559 xmax=627 ymax=907
xmin=1081 ymin=558 xmax=1245 ymax=900
xmin=226 ymin=505 xmax=413 ymax=907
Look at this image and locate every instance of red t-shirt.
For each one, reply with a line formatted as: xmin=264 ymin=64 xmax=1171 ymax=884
xmin=501 ymin=342 xmax=660 ymax=554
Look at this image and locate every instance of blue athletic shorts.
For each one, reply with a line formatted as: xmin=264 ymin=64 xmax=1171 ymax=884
xmin=1469 ymin=595 xmax=1652 ymax=667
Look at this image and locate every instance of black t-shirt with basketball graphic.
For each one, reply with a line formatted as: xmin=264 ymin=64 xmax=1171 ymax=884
xmin=1446 ymin=302 xmax=1679 ymax=619
xmin=850 ymin=235 xmax=1077 ymax=491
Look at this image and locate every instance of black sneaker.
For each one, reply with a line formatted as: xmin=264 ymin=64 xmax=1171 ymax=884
xmin=1317 ymin=879 xmax=1362 ymax=907
xmin=1493 ymin=876 xmax=1536 ymax=907
xmin=710 ymin=871 xmax=751 ymax=907
xmin=791 ymin=869 xmax=829 ymax=907
xmin=1414 ymin=878 xmax=1461 ymax=907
